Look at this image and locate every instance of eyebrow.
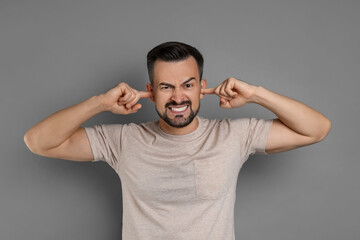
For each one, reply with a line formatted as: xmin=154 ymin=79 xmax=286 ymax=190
xmin=159 ymin=77 xmax=196 ymax=88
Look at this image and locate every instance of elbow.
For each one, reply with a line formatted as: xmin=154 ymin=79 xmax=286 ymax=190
xmin=24 ymin=131 xmax=35 ymax=153
xmin=24 ymin=130 xmax=41 ymax=155
xmin=315 ymin=117 xmax=332 ymax=143
xmin=24 ymin=130 xmax=58 ymax=158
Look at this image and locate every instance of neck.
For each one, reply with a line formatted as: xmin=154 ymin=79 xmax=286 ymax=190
xmin=159 ymin=117 xmax=199 ymax=135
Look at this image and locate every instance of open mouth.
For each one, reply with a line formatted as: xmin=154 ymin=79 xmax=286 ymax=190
xmin=168 ymin=105 xmax=189 ymax=113
xmin=170 ymin=105 xmax=188 ymax=112
xmin=165 ymin=100 xmax=192 ymax=115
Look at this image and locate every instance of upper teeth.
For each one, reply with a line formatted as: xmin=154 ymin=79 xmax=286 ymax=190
xmin=171 ymin=106 xmax=187 ymax=112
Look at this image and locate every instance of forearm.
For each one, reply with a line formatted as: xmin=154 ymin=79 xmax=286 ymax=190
xmin=24 ymin=95 xmax=104 ymax=153
xmin=252 ymin=86 xmax=331 ymax=140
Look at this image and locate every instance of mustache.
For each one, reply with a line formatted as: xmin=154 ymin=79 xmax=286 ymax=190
xmin=165 ymin=100 xmax=192 ymax=108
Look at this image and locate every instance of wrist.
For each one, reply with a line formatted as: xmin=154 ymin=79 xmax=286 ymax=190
xmin=247 ymin=85 xmax=264 ymax=104
xmin=250 ymin=86 xmax=276 ymax=107
xmin=89 ymin=94 xmax=108 ymax=113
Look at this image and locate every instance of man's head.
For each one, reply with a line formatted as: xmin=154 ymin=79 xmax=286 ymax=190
xmin=147 ymin=41 xmax=204 ymax=85
xmin=146 ymin=42 xmax=207 ymax=133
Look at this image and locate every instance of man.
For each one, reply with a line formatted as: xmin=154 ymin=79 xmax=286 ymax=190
xmin=24 ymin=41 xmax=331 ymax=239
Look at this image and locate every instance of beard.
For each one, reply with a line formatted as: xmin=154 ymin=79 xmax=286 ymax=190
xmin=156 ymin=100 xmax=200 ymax=128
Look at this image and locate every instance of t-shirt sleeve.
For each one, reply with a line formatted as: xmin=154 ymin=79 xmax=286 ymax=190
xmin=84 ymin=124 xmax=126 ymax=167
xmin=232 ymin=118 xmax=273 ymax=156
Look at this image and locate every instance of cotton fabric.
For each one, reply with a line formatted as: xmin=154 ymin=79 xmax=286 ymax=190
xmin=85 ymin=117 xmax=272 ymax=240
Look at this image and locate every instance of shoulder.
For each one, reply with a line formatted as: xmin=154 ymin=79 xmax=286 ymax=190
xmin=85 ymin=121 xmax=158 ymax=137
xmin=229 ymin=118 xmax=272 ymax=129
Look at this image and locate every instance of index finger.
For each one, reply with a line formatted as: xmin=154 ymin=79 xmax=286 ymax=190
xmin=201 ymin=88 xmax=216 ymax=95
xmin=139 ymin=91 xmax=152 ymax=98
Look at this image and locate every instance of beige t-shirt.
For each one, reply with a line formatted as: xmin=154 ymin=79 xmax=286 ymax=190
xmin=85 ymin=117 xmax=272 ymax=240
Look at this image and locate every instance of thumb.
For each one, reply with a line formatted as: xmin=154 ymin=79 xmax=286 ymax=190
xmin=219 ymin=98 xmax=232 ymax=108
xmin=130 ymin=103 xmax=142 ymax=112
xmin=123 ymin=103 xmax=142 ymax=114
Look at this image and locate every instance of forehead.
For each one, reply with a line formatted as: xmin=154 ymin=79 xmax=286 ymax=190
xmin=153 ymin=56 xmax=200 ymax=85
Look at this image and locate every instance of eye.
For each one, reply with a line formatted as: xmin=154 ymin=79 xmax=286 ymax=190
xmin=184 ymin=83 xmax=193 ymax=88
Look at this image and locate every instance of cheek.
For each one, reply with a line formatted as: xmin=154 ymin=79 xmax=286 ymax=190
xmin=154 ymin=93 xmax=169 ymax=108
xmin=191 ymin=92 xmax=201 ymax=103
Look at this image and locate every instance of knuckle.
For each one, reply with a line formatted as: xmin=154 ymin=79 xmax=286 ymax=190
xmin=118 ymin=82 xmax=127 ymax=88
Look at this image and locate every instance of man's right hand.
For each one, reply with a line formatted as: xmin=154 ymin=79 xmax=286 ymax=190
xmin=99 ymin=83 xmax=152 ymax=115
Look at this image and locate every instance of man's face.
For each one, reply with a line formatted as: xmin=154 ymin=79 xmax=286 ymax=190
xmin=147 ymin=56 xmax=206 ymax=129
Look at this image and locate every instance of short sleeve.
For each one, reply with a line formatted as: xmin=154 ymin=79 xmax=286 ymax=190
xmin=232 ymin=118 xmax=273 ymax=156
xmin=84 ymin=124 xmax=126 ymax=167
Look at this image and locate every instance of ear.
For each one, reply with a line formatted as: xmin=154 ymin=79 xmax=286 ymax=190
xmin=146 ymin=83 xmax=155 ymax=102
xmin=200 ymin=79 xmax=207 ymax=99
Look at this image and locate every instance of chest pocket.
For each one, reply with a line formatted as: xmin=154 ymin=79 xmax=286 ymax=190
xmin=194 ymin=154 xmax=236 ymax=200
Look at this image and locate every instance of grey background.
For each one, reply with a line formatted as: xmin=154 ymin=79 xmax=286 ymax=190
xmin=1 ymin=0 xmax=359 ymax=239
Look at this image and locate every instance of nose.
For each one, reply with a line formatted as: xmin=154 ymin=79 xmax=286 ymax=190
xmin=170 ymin=88 xmax=186 ymax=104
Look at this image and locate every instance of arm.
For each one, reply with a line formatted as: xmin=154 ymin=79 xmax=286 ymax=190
xmin=24 ymin=83 xmax=151 ymax=161
xmin=202 ymin=78 xmax=331 ymax=154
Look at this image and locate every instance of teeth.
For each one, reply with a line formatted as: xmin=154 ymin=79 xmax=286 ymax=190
xmin=171 ymin=106 xmax=187 ymax=112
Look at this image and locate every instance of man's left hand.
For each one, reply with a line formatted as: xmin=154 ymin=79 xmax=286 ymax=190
xmin=201 ymin=77 xmax=257 ymax=108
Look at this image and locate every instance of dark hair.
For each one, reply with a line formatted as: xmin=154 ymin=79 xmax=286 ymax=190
xmin=147 ymin=41 xmax=204 ymax=84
